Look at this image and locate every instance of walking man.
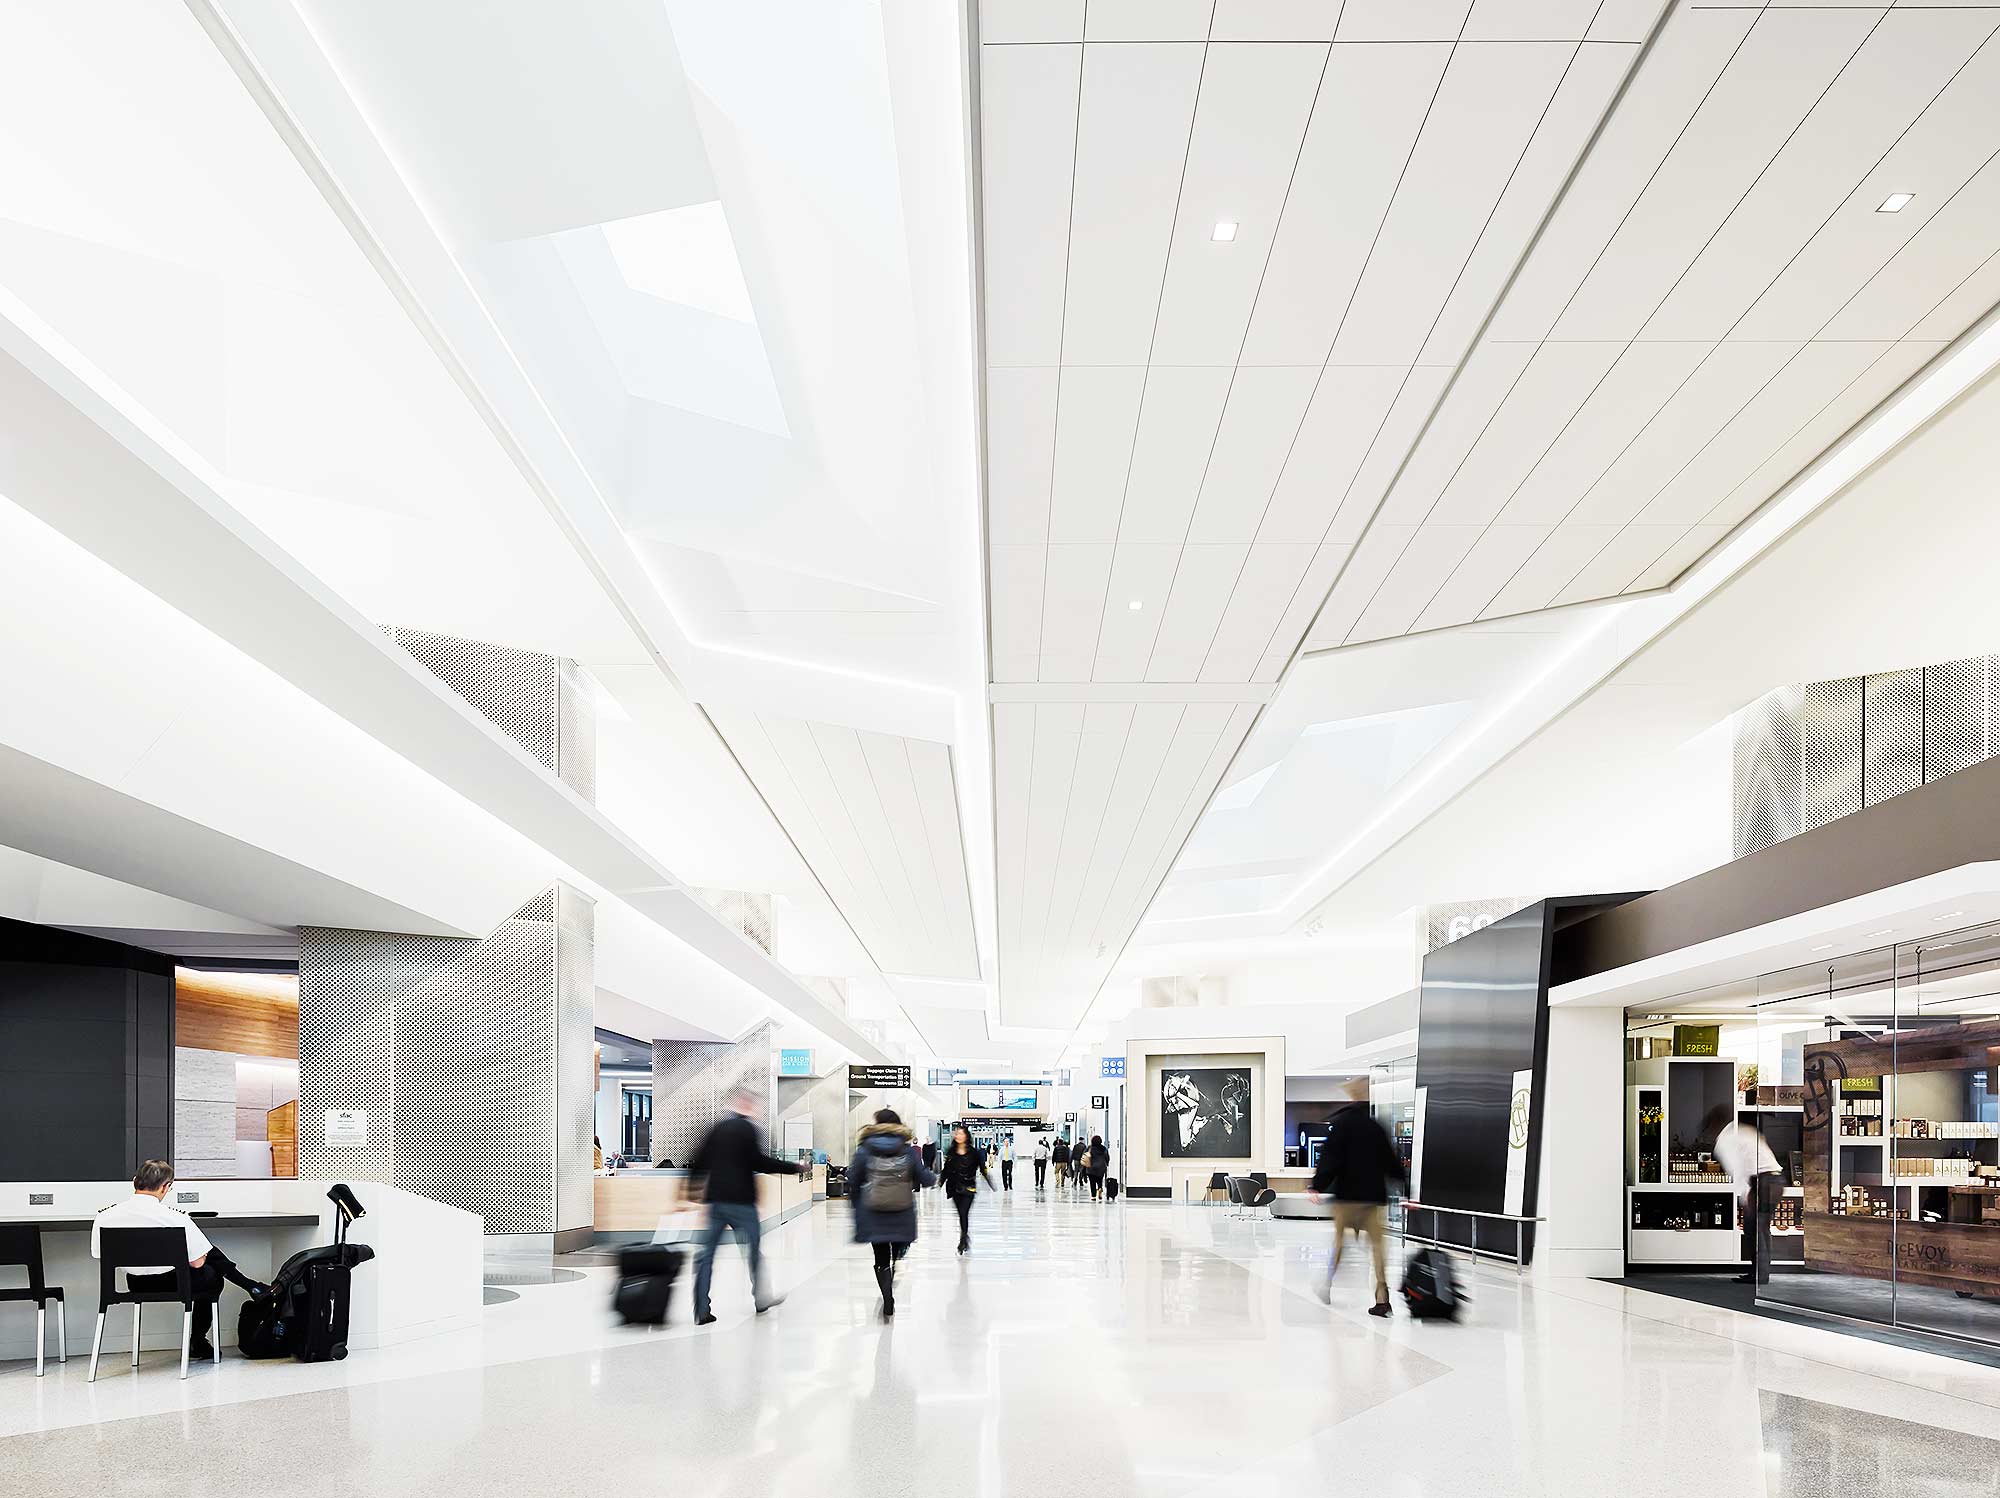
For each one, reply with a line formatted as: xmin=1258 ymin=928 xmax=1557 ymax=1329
xmin=1000 ymin=1132 xmax=1015 ymax=1191
xmin=687 ymin=1088 xmax=810 ymax=1326
xmin=1033 ymin=1135 xmax=1050 ymax=1190
xmin=1309 ymin=1099 xmax=1408 ymax=1317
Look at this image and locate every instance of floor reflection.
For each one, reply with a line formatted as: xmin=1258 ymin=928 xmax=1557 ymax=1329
xmin=1761 ymin=1390 xmax=2000 ymax=1497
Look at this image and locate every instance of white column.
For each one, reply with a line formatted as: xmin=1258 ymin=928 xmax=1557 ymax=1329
xmin=1535 ymin=1005 xmax=1627 ymax=1279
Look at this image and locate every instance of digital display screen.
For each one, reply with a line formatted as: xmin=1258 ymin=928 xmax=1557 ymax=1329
xmin=965 ymin=1088 xmax=1039 ymax=1112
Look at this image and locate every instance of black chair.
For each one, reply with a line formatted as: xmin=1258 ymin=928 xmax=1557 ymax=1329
xmin=91 ymin=1227 xmax=216 ymax=1381
xmin=1228 ymin=1176 xmax=1276 ymax=1218
xmin=1249 ymin=1172 xmax=1269 ymax=1188
xmin=1201 ymin=1171 xmax=1230 ymax=1209
xmin=0 ymin=1225 xmax=65 ymax=1377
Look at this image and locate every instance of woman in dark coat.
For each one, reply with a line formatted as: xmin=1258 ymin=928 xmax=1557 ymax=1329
xmin=1084 ymin=1135 xmax=1110 ymax=1200
xmin=848 ymin=1109 xmax=936 ymax=1318
xmin=936 ymin=1123 xmax=994 ymax=1256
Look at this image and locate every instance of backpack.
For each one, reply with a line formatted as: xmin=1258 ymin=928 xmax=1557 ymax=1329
xmin=862 ymin=1147 xmax=916 ymax=1212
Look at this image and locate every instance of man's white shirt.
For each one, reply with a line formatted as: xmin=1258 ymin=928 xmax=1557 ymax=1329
xmin=92 ymin=1193 xmax=211 ymax=1275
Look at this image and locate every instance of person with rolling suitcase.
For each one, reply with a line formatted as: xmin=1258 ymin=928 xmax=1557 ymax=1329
xmin=612 ymin=1241 xmax=684 ymax=1325
xmin=1309 ymin=1099 xmax=1408 ymax=1318
xmin=687 ymin=1088 xmax=811 ymax=1327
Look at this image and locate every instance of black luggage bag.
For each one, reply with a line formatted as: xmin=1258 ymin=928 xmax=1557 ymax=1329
xmin=612 ymin=1243 xmax=684 ymax=1325
xmin=1400 ymin=1246 xmax=1463 ymax=1321
xmin=238 ymin=1184 xmax=376 ymax=1362
xmin=1105 ymin=1176 xmax=1120 ymax=1200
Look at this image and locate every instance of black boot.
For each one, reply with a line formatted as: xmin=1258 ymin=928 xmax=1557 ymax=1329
xmin=209 ymin=1246 xmax=269 ymax=1298
xmin=875 ymin=1264 xmax=895 ymax=1318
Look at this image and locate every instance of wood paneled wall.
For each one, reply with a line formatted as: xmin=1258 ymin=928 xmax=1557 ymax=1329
xmin=175 ymin=969 xmax=300 ymax=1059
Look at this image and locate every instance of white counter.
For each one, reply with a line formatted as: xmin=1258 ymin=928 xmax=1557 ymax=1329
xmin=0 ymin=1179 xmax=483 ymax=1362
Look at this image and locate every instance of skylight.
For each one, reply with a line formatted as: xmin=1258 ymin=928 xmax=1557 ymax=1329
xmin=602 ymin=201 xmax=757 ymax=324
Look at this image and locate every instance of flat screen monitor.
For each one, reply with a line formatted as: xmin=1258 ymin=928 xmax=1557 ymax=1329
xmin=965 ymin=1087 xmax=1039 ymax=1112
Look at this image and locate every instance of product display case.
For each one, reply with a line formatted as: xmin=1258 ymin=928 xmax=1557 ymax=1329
xmin=1626 ymin=1056 xmax=1743 ymax=1265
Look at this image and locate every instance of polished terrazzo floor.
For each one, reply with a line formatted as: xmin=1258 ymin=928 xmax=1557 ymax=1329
xmin=5 ymin=1189 xmax=2000 ymax=1495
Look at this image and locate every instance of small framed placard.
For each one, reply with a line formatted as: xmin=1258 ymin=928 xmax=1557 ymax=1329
xmin=325 ymin=1109 xmax=368 ymax=1148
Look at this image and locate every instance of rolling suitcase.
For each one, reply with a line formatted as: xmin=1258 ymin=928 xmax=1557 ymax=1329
xmin=1400 ymin=1247 xmax=1463 ymax=1321
xmin=297 ymin=1260 xmax=354 ymax=1361
xmin=1105 ymin=1177 xmax=1120 ymax=1201
xmin=238 ymin=1183 xmax=375 ymax=1362
xmin=612 ymin=1243 xmax=684 ymax=1325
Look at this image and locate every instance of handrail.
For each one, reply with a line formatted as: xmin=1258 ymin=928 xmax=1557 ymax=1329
xmin=1400 ymin=1200 xmax=1545 ymax=1274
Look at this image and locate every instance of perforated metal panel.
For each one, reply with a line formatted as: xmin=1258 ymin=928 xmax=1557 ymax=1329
xmin=1733 ymin=685 xmax=1803 ymax=857
xmin=390 ymin=628 xmax=596 ymax=804
xmin=650 ymin=1021 xmax=778 ymax=1166
xmin=698 ymin=889 xmax=775 ymax=954
xmin=1799 ymin=678 xmax=1862 ymax=835
xmin=1863 ymin=669 xmax=1924 ymax=807
xmin=1734 ymin=657 xmax=2000 ymax=857
xmin=1925 ymin=657 xmax=1988 ymax=780
xmin=300 ymin=885 xmax=596 ymax=1236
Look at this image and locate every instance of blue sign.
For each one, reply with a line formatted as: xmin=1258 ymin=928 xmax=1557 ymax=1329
xmin=1100 ymin=1056 xmax=1125 ymax=1079
xmin=779 ymin=1049 xmax=814 ymax=1077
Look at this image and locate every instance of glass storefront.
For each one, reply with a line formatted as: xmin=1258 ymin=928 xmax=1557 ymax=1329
xmin=1625 ymin=917 xmax=2000 ymax=1350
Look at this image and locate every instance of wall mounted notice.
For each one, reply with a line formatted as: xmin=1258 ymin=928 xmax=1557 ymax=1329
xmin=324 ymin=1109 xmax=367 ymax=1148
xmin=848 ymin=1065 xmax=911 ymax=1090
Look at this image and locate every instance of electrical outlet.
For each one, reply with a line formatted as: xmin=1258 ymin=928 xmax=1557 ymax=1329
xmin=176 ymin=1190 xmax=199 ymax=1204
xmin=28 ymin=1192 xmax=53 ymax=1206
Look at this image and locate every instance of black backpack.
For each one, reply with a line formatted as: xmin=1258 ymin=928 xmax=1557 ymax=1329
xmin=862 ymin=1147 xmax=916 ymax=1212
xmin=1401 ymin=1247 xmax=1462 ymax=1320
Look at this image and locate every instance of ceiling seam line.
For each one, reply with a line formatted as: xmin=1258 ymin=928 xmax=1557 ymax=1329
xmin=1022 ymin=708 xmax=1091 ymax=1014
xmin=1055 ymin=705 xmax=1137 ymax=956
xmin=1116 ymin=42 xmax=1212 ymax=684
xmin=800 ymin=720 xmax=916 ymax=972
xmin=858 ymin=733 xmax=947 ymax=971
xmin=1077 ymin=705 xmax=1189 ymax=969
xmin=1032 ymin=34 xmax=1089 ymax=685
xmin=901 ymin=737 xmax=965 ymax=976
xmin=1185 ymin=39 xmax=1337 ymax=682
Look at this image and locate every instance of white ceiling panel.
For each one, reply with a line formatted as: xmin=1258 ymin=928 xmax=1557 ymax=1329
xmin=710 ymin=710 xmax=979 ymax=981
xmin=1551 ymin=522 xmax=1683 ymax=604
xmin=1589 ymin=2 xmax=1671 ymax=46
xmin=1417 ymin=40 xmax=1638 ymax=366
xmin=1628 ymin=522 xmax=1727 ymax=593
xmin=1332 ymin=42 xmax=1575 ymax=366
xmin=1084 ymin=0 xmax=1215 ymax=42
xmin=1911 ymin=245 xmax=2000 ymax=344
xmin=1488 ymin=7 xmax=1758 ymax=342
xmin=1410 ymin=523 xmax=1556 ymax=633
xmin=977 ymin=0 xmax=1083 ymax=45
xmin=1565 ymin=339 xmax=1801 ymax=527
xmin=1479 ymin=521 xmax=1620 ymax=618
xmin=1552 ymin=8 xmax=1879 ymax=342
xmin=1826 ymin=152 xmax=2000 ymax=342
xmin=988 ymin=542 xmax=1045 ymax=683
xmin=1150 ymin=43 xmax=1328 ymax=365
xmin=1303 ymin=523 xmax=1415 ymax=646
xmin=1635 ymin=340 xmax=1892 ymax=527
xmin=1187 ymin=365 xmax=1320 ymax=541
xmin=1061 ymin=42 xmax=1205 ymax=365
xmin=1093 ymin=543 xmax=1183 ymax=680
xmin=1116 ymin=365 xmax=1234 ymax=542
xmin=1258 ymin=365 xmax=1408 ymax=542
xmin=1037 ymin=543 xmax=1113 ymax=681
xmin=1014 ymin=700 xmax=1083 ymax=985
xmin=1199 ymin=542 xmax=1316 ymax=679
xmin=1495 ymin=339 xmax=1715 ymax=525
xmin=1211 ymin=0 xmax=1345 ymax=43
xmin=1347 ymin=524 xmax=1485 ymax=642
xmin=1049 ymin=365 xmax=1145 ymax=541
xmin=1374 ymin=340 xmax=1538 ymax=527
xmin=1336 ymin=0 xmax=1472 ymax=43
xmin=1644 ymin=10 xmax=1998 ymax=343
xmin=1425 ymin=340 xmax=1628 ymax=527
xmin=1241 ymin=43 xmax=1453 ymax=366
xmin=1698 ymin=338 xmax=1944 ymax=533
xmin=1325 ymin=366 xmax=1457 ymax=543
xmin=1464 ymin=1 xmax=1603 ymax=41
xmin=977 ymin=42 xmax=1081 ymax=367
xmin=1254 ymin=541 xmax=1351 ymax=680
xmin=984 ymin=365 xmax=1057 ymax=545
xmin=1146 ymin=543 xmax=1250 ymax=681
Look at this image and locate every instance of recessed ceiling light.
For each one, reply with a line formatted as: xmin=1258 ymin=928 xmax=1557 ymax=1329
xmin=1810 ymin=944 xmax=1836 ymax=952
xmin=1935 ymin=911 xmax=1966 ymax=921
xmin=1127 ymin=598 xmax=1143 ymax=611
xmin=1211 ymin=220 xmax=1238 ymax=243
xmin=1863 ymin=928 xmax=1896 ymax=938
xmin=1876 ymin=192 xmax=1914 ymax=214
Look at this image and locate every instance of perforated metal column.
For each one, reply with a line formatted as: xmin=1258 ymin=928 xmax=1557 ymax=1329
xmin=299 ymin=885 xmax=595 ymax=1237
xmin=389 ymin=628 xmax=597 ymax=804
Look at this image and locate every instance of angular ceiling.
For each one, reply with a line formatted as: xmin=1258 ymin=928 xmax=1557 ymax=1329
xmin=975 ymin=0 xmax=2000 ymax=1040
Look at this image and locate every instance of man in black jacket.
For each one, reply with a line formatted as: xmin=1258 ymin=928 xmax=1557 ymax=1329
xmin=1309 ymin=1100 xmax=1408 ymax=1317
xmin=688 ymin=1089 xmax=809 ymax=1326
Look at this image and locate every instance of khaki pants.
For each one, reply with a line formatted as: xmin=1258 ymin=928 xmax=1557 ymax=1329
xmin=1331 ymin=1203 xmax=1390 ymax=1305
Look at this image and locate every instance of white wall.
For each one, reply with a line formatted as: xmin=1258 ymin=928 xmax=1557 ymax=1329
xmin=1536 ymin=1006 xmax=1627 ymax=1279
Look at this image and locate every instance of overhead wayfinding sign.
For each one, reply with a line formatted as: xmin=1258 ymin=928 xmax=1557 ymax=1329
xmin=849 ymin=1064 xmax=912 ymax=1090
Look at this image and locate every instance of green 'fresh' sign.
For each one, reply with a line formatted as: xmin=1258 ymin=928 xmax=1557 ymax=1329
xmin=1673 ymin=1025 xmax=1720 ymax=1057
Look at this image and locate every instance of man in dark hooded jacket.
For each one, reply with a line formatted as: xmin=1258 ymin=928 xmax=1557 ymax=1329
xmin=1309 ymin=1100 xmax=1408 ymax=1316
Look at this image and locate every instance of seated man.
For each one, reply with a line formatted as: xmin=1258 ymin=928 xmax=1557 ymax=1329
xmin=92 ymin=1160 xmax=268 ymax=1359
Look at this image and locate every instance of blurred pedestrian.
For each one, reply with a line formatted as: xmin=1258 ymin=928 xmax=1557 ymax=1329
xmin=849 ymin=1108 xmax=935 ymax=1318
xmin=937 ymin=1123 xmax=994 ymax=1255
xmin=1309 ymin=1099 xmax=1407 ymax=1317
xmin=1033 ymin=1136 xmax=1050 ymax=1190
xmin=687 ymin=1088 xmax=811 ymax=1326
xmin=1084 ymin=1135 xmax=1109 ymax=1200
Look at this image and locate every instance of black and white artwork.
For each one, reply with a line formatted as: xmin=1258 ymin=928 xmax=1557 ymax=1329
xmin=1159 ymin=1067 xmax=1251 ymax=1158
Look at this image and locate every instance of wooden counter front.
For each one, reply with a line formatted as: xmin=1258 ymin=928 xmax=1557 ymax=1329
xmin=593 ymin=1167 xmax=823 ymax=1233
xmin=1805 ymin=1210 xmax=2000 ymax=1295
